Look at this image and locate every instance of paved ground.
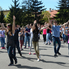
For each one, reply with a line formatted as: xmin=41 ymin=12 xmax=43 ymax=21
xmin=0 ymin=35 xmax=69 ymax=69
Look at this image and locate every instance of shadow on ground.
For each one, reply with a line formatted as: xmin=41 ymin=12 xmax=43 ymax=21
xmin=14 ymin=64 xmax=42 ymax=69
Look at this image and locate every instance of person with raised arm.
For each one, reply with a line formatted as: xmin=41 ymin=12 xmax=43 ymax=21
xmin=1 ymin=16 xmax=17 ymax=66
xmin=49 ymin=20 xmax=68 ymax=57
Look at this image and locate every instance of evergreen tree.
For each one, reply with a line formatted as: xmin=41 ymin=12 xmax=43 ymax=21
xmin=0 ymin=11 xmax=5 ymax=23
xmin=31 ymin=0 xmax=45 ymax=23
xmin=7 ymin=0 xmax=23 ymax=25
xmin=22 ymin=0 xmax=34 ymax=25
xmin=55 ymin=0 xmax=69 ymax=24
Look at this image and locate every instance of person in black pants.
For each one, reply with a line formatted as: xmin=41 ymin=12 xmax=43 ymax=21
xmin=1 ymin=16 xmax=17 ymax=66
xmin=13 ymin=25 xmax=22 ymax=56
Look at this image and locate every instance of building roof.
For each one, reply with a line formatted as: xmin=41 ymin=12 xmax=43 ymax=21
xmin=48 ymin=10 xmax=58 ymax=18
xmin=3 ymin=10 xmax=10 ymax=12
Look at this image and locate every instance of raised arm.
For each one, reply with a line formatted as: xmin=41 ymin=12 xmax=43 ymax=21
xmin=1 ymin=23 xmax=7 ymax=32
xmin=12 ymin=15 xmax=15 ymax=34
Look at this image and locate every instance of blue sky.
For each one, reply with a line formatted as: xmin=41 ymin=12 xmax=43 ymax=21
xmin=0 ymin=0 xmax=58 ymax=10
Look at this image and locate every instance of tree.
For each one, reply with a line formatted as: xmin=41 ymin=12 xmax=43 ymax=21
xmin=40 ymin=11 xmax=50 ymax=23
xmin=0 ymin=11 xmax=5 ymax=23
xmin=55 ymin=0 xmax=69 ymax=24
xmin=31 ymin=0 xmax=46 ymax=23
xmin=6 ymin=0 xmax=23 ymax=25
xmin=21 ymin=0 xmax=34 ymax=25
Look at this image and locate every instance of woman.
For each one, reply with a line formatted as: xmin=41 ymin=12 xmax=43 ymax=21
xmin=1 ymin=16 xmax=17 ymax=66
xmin=43 ymin=24 xmax=47 ymax=44
xmin=46 ymin=24 xmax=51 ymax=45
xmin=32 ymin=24 xmax=40 ymax=61
xmin=19 ymin=28 xmax=24 ymax=50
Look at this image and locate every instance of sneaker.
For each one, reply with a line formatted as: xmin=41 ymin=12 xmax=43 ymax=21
xmin=1 ymin=47 xmax=3 ymax=49
xmin=29 ymin=52 xmax=31 ymax=55
xmin=15 ymin=59 xmax=17 ymax=64
xmin=24 ymin=46 xmax=26 ymax=48
xmin=54 ymin=54 xmax=58 ymax=57
xmin=46 ymin=43 xmax=48 ymax=45
xmin=37 ymin=59 xmax=40 ymax=62
xmin=49 ymin=43 xmax=51 ymax=45
xmin=3 ymin=47 xmax=5 ymax=49
xmin=57 ymin=52 xmax=61 ymax=55
xmin=21 ymin=49 xmax=23 ymax=51
xmin=8 ymin=63 xmax=13 ymax=66
xmin=33 ymin=53 xmax=36 ymax=55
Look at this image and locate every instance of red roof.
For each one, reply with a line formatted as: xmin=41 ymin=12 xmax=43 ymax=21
xmin=48 ymin=10 xmax=58 ymax=18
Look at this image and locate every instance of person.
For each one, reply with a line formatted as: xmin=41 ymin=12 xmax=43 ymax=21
xmin=46 ymin=24 xmax=51 ymax=45
xmin=43 ymin=24 xmax=47 ymax=44
xmin=62 ymin=25 xmax=66 ymax=43
xmin=32 ymin=24 xmax=40 ymax=61
xmin=49 ymin=21 xmax=68 ymax=57
xmin=0 ymin=28 xmax=5 ymax=49
xmin=64 ymin=26 xmax=69 ymax=56
xmin=14 ymin=25 xmax=22 ymax=56
xmin=24 ymin=24 xmax=30 ymax=48
xmin=19 ymin=28 xmax=24 ymax=51
xmin=29 ymin=24 xmax=36 ymax=55
xmin=1 ymin=16 xmax=17 ymax=66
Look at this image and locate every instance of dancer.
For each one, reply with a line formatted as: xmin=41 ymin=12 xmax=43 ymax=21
xmin=19 ymin=28 xmax=24 ymax=50
xmin=43 ymin=24 xmax=46 ymax=44
xmin=14 ymin=25 xmax=22 ymax=56
xmin=29 ymin=24 xmax=36 ymax=55
xmin=32 ymin=24 xmax=40 ymax=61
xmin=1 ymin=16 xmax=17 ymax=66
xmin=0 ymin=28 xmax=5 ymax=49
xmin=49 ymin=21 xmax=68 ymax=57
xmin=24 ymin=24 xmax=30 ymax=48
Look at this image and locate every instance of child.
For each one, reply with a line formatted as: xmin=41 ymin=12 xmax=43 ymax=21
xmin=19 ymin=28 xmax=24 ymax=50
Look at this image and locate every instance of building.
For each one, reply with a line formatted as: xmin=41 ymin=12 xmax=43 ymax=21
xmin=0 ymin=10 xmax=10 ymax=17
xmin=47 ymin=8 xmax=58 ymax=23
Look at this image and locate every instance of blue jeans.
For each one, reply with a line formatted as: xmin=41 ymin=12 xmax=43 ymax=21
xmin=63 ymin=34 xmax=66 ymax=41
xmin=25 ymin=35 xmax=30 ymax=47
xmin=7 ymin=46 xmax=16 ymax=64
xmin=53 ymin=37 xmax=61 ymax=54
xmin=13 ymin=40 xmax=21 ymax=55
xmin=1 ymin=37 xmax=5 ymax=47
xmin=46 ymin=33 xmax=50 ymax=43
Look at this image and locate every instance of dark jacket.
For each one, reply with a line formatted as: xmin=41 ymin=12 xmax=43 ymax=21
xmin=14 ymin=28 xmax=20 ymax=41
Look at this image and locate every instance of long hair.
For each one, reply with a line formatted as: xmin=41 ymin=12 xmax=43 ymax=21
xmin=33 ymin=24 xmax=39 ymax=34
xmin=7 ymin=24 xmax=12 ymax=32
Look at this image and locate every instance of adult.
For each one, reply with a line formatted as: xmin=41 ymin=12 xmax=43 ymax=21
xmin=0 ymin=28 xmax=5 ymax=49
xmin=32 ymin=24 xmax=40 ymax=61
xmin=14 ymin=25 xmax=22 ymax=56
xmin=24 ymin=24 xmax=30 ymax=48
xmin=1 ymin=16 xmax=17 ymax=66
xmin=46 ymin=24 xmax=51 ymax=45
xmin=43 ymin=24 xmax=47 ymax=44
xmin=50 ymin=21 xmax=68 ymax=57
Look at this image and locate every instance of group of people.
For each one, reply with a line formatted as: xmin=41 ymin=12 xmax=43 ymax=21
xmin=0 ymin=15 xmax=69 ymax=66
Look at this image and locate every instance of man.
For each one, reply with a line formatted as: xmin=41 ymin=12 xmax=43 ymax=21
xmin=50 ymin=21 xmax=68 ymax=57
xmin=14 ymin=25 xmax=22 ymax=56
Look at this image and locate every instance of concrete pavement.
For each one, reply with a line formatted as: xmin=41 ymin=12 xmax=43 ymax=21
xmin=0 ymin=35 xmax=69 ymax=69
